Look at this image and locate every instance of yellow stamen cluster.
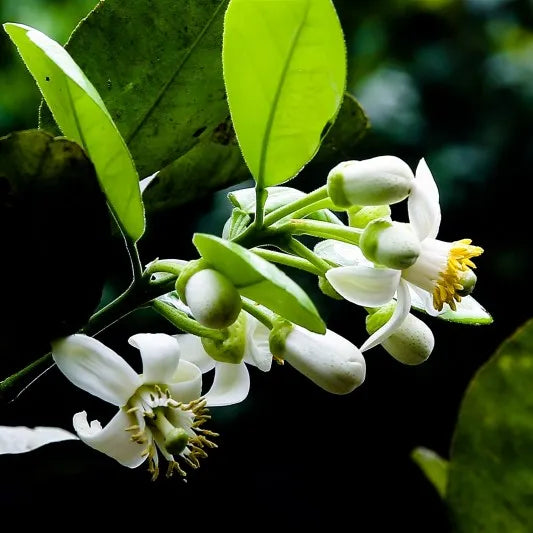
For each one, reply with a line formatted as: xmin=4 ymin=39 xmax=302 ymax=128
xmin=432 ymin=239 xmax=483 ymax=311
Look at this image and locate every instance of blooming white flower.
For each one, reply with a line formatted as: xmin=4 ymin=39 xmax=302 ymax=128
xmin=320 ymin=159 xmax=483 ymax=351
xmin=175 ymin=312 xmax=273 ymax=406
xmin=0 ymin=333 xmax=246 ymax=479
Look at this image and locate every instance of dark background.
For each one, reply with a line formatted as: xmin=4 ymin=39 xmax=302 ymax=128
xmin=1 ymin=0 xmax=532 ymax=529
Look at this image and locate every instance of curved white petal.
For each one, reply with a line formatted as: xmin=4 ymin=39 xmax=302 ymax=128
xmin=204 ymin=362 xmax=250 ymax=407
xmin=0 ymin=425 xmax=78 ymax=454
xmin=243 ymin=315 xmax=273 ymax=372
xmin=326 ymin=266 xmax=401 ymax=307
xmin=174 ymin=334 xmax=216 ymax=374
xmin=314 ymin=239 xmax=369 ymax=267
xmin=52 ymin=334 xmax=141 ymax=406
xmin=361 ymin=279 xmax=412 ymax=352
xmin=408 ymin=159 xmax=441 ymax=240
xmin=408 ymin=284 xmax=439 ymax=316
xmin=167 ymin=360 xmax=203 ymax=403
xmin=129 ymin=333 xmax=181 ymax=385
xmin=73 ymin=410 xmax=146 ymax=468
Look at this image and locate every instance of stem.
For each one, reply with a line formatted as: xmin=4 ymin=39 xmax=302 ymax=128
xmin=125 ymin=234 xmax=143 ymax=283
xmin=152 ymin=300 xmax=225 ymax=341
xmin=288 ymin=197 xmax=338 ymax=221
xmin=262 ymin=185 xmax=329 ymax=227
xmin=0 ymin=353 xmax=52 ymax=403
xmin=144 ymin=259 xmax=187 ymax=278
xmin=282 ymin=219 xmax=362 ymax=245
xmin=252 ymin=247 xmax=321 ymax=275
xmin=254 ymin=185 xmax=268 ymax=230
xmin=241 ymin=298 xmax=274 ymax=329
xmin=284 ymin=238 xmax=332 ymax=275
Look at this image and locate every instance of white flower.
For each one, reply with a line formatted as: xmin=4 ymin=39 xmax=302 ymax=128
xmin=175 ymin=313 xmax=273 ymax=406
xmin=320 ymin=159 xmax=483 ymax=351
xmin=46 ymin=333 xmax=241 ymax=479
xmin=270 ymin=324 xmax=366 ymax=394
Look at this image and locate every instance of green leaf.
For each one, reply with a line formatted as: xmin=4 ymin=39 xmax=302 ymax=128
xmin=447 ymin=319 xmax=533 ymax=532
xmin=0 ymin=130 xmax=110 ymax=349
xmin=223 ymin=0 xmax=346 ymax=187
xmin=411 ymin=447 xmax=449 ymax=499
xmin=39 ymin=0 xmax=231 ymax=181
xmin=412 ymin=295 xmax=493 ymax=325
xmin=193 ymin=233 xmax=326 ymax=333
xmin=4 ymin=23 xmax=144 ymax=241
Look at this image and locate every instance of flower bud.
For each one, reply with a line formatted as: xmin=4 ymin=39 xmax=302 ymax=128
xmin=366 ymin=305 xmax=434 ymax=365
xmin=327 ymin=156 xmax=414 ymax=208
xmin=360 ymin=219 xmax=420 ymax=269
xmin=456 ymin=269 xmax=477 ymax=297
xmin=348 ymin=204 xmax=392 ymax=229
xmin=182 ymin=268 xmax=242 ymax=329
xmin=270 ymin=324 xmax=366 ymax=394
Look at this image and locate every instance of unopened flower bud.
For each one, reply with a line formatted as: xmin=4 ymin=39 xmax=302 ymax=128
xmin=180 ymin=268 xmax=242 ymax=329
xmin=270 ymin=322 xmax=366 ymax=394
xmin=348 ymin=204 xmax=392 ymax=229
xmin=366 ymin=305 xmax=434 ymax=365
xmin=360 ymin=219 xmax=420 ymax=269
xmin=327 ymin=156 xmax=414 ymax=208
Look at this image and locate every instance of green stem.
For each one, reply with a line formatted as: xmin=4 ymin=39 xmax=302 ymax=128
xmin=254 ymin=185 xmax=268 ymax=230
xmin=252 ymin=247 xmax=321 ymax=275
xmin=262 ymin=185 xmax=329 ymax=227
xmin=125 ymin=234 xmax=143 ymax=283
xmin=152 ymin=300 xmax=225 ymax=341
xmin=284 ymin=237 xmax=331 ymax=275
xmin=144 ymin=258 xmax=187 ymax=279
xmin=282 ymin=219 xmax=362 ymax=245
xmin=288 ymin=197 xmax=338 ymax=221
xmin=241 ymin=298 xmax=274 ymax=329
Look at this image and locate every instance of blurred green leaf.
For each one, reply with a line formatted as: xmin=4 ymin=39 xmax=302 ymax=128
xmin=4 ymin=23 xmax=144 ymax=241
xmin=0 ymin=130 xmax=110 ymax=346
xmin=411 ymin=446 xmax=449 ymax=499
xmin=193 ymin=233 xmax=326 ymax=333
xmin=223 ymin=0 xmax=346 ymax=187
xmin=447 ymin=318 xmax=533 ymax=532
xmin=39 ymin=0 xmax=230 ymax=182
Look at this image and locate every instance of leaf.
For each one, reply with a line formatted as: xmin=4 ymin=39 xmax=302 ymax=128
xmin=39 ymin=0 xmax=231 ymax=181
xmin=192 ymin=234 xmax=326 ymax=333
xmin=223 ymin=0 xmax=346 ymax=187
xmin=447 ymin=319 xmax=533 ymax=532
xmin=4 ymin=23 xmax=144 ymax=241
xmin=0 ymin=130 xmax=111 ymax=350
xmin=411 ymin=447 xmax=449 ymax=499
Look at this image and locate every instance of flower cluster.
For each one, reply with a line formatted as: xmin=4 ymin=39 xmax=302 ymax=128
xmin=0 ymin=155 xmax=487 ymax=480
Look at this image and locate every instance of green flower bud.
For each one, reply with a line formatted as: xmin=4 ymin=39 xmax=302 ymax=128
xmin=348 ymin=205 xmax=392 ymax=229
xmin=360 ymin=219 xmax=420 ymax=269
xmin=183 ymin=268 xmax=242 ymax=329
xmin=327 ymin=156 xmax=414 ymax=208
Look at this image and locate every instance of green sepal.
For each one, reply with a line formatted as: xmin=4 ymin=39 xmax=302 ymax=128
xmin=268 ymin=318 xmax=295 ymax=359
xmin=174 ymin=259 xmax=209 ymax=304
xmin=201 ymin=312 xmax=247 ymax=364
xmin=192 ymin=233 xmax=326 ymax=333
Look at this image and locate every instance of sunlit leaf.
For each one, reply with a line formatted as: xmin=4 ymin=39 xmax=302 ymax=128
xmin=223 ymin=0 xmax=346 ymax=187
xmin=4 ymin=23 xmax=144 ymax=241
xmin=193 ymin=233 xmax=326 ymax=333
xmin=447 ymin=318 xmax=533 ymax=532
xmin=411 ymin=446 xmax=449 ymax=499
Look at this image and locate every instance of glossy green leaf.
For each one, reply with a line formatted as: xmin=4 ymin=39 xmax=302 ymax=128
xmin=411 ymin=447 xmax=449 ymax=499
xmin=193 ymin=234 xmax=326 ymax=333
xmin=0 ymin=130 xmax=110 ymax=351
xmin=412 ymin=295 xmax=493 ymax=325
xmin=447 ymin=319 xmax=533 ymax=532
xmin=4 ymin=23 xmax=144 ymax=241
xmin=39 ymin=0 xmax=231 ymax=181
xmin=223 ymin=0 xmax=346 ymax=187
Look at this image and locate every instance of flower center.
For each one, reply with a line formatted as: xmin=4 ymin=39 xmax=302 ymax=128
xmin=431 ymin=239 xmax=483 ymax=311
xmin=126 ymin=385 xmax=218 ymax=481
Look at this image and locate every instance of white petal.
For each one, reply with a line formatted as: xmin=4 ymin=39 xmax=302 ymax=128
xmin=243 ymin=315 xmax=273 ymax=372
xmin=326 ymin=266 xmax=401 ymax=307
xmin=73 ymin=410 xmax=146 ymax=468
xmin=128 ymin=333 xmax=181 ymax=385
xmin=408 ymin=284 xmax=439 ymax=316
xmin=174 ymin=334 xmax=216 ymax=373
xmin=204 ymin=362 xmax=250 ymax=407
xmin=167 ymin=360 xmax=203 ymax=402
xmin=408 ymin=158 xmax=441 ymax=240
xmin=361 ymin=279 xmax=412 ymax=352
xmin=139 ymin=171 xmax=158 ymax=194
xmin=0 ymin=426 xmax=78 ymax=454
xmin=52 ymin=334 xmax=141 ymax=406
xmin=314 ymin=239 xmax=370 ymax=266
